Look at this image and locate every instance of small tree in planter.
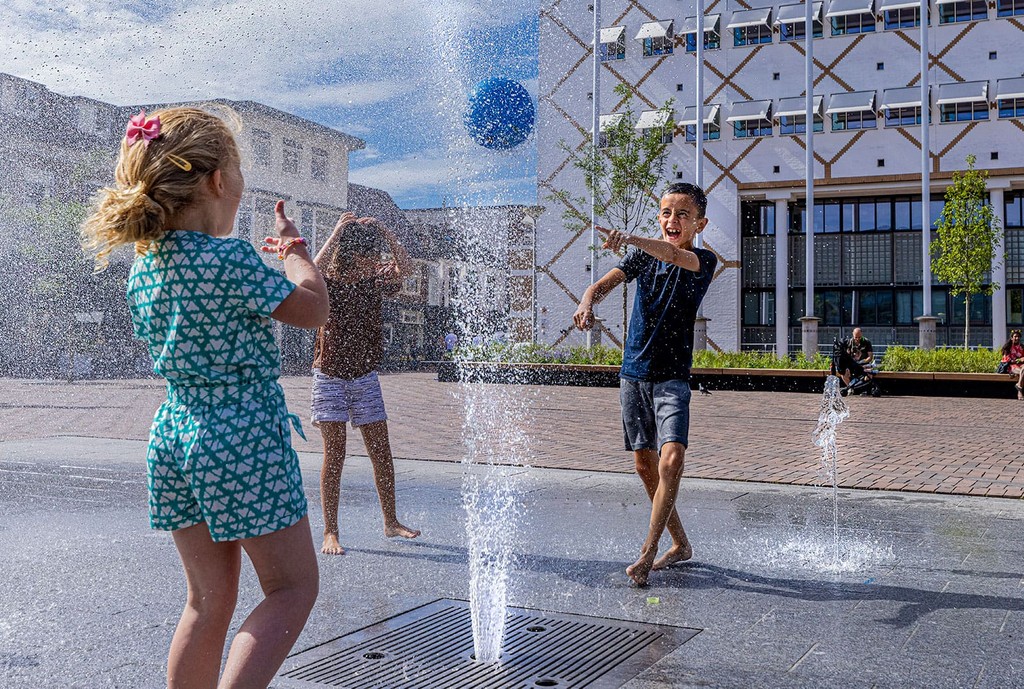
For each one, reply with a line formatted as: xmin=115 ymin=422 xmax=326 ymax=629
xmin=931 ymin=154 xmax=1002 ymax=349
xmin=546 ymin=82 xmax=675 ymax=346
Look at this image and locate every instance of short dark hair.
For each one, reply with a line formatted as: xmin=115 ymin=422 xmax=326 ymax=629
xmin=662 ymin=182 xmax=708 ymax=218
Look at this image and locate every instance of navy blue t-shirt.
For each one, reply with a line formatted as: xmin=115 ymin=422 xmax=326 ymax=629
xmin=617 ymin=247 xmax=717 ymax=382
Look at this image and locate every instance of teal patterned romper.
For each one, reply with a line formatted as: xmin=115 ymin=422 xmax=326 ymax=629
xmin=128 ymin=231 xmax=308 ymax=542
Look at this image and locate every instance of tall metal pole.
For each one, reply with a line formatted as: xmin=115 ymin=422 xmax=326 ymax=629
xmin=695 ymin=1 xmax=705 ymax=191
xmin=804 ymin=0 xmax=815 ymax=319
xmin=920 ymin=0 xmax=931 ymax=317
xmin=589 ymin=0 xmax=601 ymax=348
xmin=695 ymin=0 xmax=706 ymax=323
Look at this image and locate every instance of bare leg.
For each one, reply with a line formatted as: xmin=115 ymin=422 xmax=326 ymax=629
xmin=627 ymin=442 xmax=686 ymax=587
xmin=319 ymin=422 xmax=347 ymax=555
xmin=633 ymin=449 xmax=692 ymax=570
xmin=1016 ymin=369 xmax=1023 ymax=400
xmin=168 ymin=522 xmax=241 ymax=689
xmin=359 ymin=420 xmax=420 ymax=539
xmin=219 ymin=517 xmax=319 ymax=689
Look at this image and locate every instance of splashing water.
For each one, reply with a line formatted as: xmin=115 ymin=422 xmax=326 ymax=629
xmin=812 ymin=375 xmax=851 ymax=566
xmin=426 ymin=1 xmax=537 ymax=662
xmin=458 ymin=383 xmax=530 ymax=663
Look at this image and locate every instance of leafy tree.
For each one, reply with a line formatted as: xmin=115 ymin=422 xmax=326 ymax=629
xmin=546 ymin=82 xmax=676 ymax=346
xmin=931 ymin=154 xmax=1002 ymax=349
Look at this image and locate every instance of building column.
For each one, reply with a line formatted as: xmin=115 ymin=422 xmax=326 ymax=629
xmin=800 ymin=316 xmax=820 ymax=358
xmin=771 ymin=195 xmax=790 ymax=357
xmin=694 ymin=316 xmax=709 ymax=351
xmin=990 ymin=186 xmax=1007 ymax=349
xmin=917 ymin=315 xmax=938 ymax=350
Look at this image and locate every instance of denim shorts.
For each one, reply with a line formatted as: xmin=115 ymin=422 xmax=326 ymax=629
xmin=620 ymin=378 xmax=692 ymax=452
xmin=311 ymin=370 xmax=388 ymax=427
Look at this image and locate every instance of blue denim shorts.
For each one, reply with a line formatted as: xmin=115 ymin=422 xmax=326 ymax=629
xmin=620 ymin=378 xmax=692 ymax=452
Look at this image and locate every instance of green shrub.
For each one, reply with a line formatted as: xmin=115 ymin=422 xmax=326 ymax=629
xmin=460 ymin=342 xmax=1000 ymax=373
xmin=880 ymin=346 xmax=998 ymax=373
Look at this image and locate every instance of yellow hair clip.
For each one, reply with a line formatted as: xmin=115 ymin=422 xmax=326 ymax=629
xmin=166 ymin=154 xmax=192 ymax=172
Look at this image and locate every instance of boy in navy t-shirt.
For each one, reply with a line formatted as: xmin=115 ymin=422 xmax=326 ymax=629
xmin=574 ymin=182 xmax=717 ymax=587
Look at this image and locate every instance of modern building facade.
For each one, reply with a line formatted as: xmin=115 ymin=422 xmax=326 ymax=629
xmin=538 ymin=0 xmax=1024 ymax=352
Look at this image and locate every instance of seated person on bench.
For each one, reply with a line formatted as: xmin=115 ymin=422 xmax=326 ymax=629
xmin=835 ymin=327 xmax=874 ymax=388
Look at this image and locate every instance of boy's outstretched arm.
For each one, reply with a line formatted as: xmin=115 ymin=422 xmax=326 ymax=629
xmin=599 ymin=226 xmax=702 ymax=272
xmin=574 ymin=268 xmax=626 ymax=331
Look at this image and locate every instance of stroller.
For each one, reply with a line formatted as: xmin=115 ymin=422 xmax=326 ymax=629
xmin=830 ymin=337 xmax=881 ymax=397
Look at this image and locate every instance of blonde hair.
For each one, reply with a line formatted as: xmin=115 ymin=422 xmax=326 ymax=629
xmin=81 ymin=105 xmax=241 ymax=271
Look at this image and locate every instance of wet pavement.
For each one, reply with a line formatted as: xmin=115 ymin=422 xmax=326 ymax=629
xmin=1 ymin=375 xmax=1023 ymax=688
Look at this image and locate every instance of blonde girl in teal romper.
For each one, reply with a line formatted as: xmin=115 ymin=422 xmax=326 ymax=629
xmin=81 ymin=106 xmax=329 ymax=689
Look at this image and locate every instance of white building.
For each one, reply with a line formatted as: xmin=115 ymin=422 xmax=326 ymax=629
xmin=538 ymin=0 xmax=1024 ymax=352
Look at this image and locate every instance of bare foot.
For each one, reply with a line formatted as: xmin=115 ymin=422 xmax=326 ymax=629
xmin=321 ymin=533 xmax=345 ymax=555
xmin=652 ymin=542 xmax=693 ymax=571
xmin=384 ymin=522 xmax=420 ymax=539
xmin=626 ymin=551 xmax=656 ymax=587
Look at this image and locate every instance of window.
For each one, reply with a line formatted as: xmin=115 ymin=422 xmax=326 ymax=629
xmin=733 ymin=23 xmax=772 ymax=45
xmin=997 ymin=79 xmax=1024 ymax=118
xmin=685 ymin=121 xmax=721 ymax=141
xmin=882 ymin=4 xmax=920 ymax=28
xmin=780 ymin=114 xmax=824 ymax=134
xmin=599 ymin=26 xmax=626 ymax=61
xmin=252 ymin=129 xmax=272 ymax=167
xmin=598 ymin=113 xmax=626 ymax=148
xmin=728 ymin=101 xmax=772 ymax=138
xmin=282 ymin=138 xmax=301 ymax=174
xmin=311 ymin=147 xmax=328 ymax=181
xmin=683 ymin=104 xmax=721 ymax=141
xmin=776 ymin=3 xmax=824 ymax=41
xmin=635 ymin=20 xmax=674 ymax=57
xmin=830 ymin=12 xmax=876 ymax=34
xmin=831 ymin=110 xmax=876 ymax=130
xmin=938 ymin=0 xmax=986 ymax=23
xmin=683 ymin=15 xmax=721 ymax=51
xmin=999 ymin=97 xmax=1024 ymax=118
xmin=636 ymin=109 xmax=674 ymax=144
xmin=402 ymin=276 xmax=421 ymax=296
xmin=885 ymin=106 xmax=921 ymax=127
xmin=734 ymin=118 xmax=772 ymax=138
xmin=997 ymin=0 xmax=1024 ymax=15
xmin=728 ymin=8 xmax=773 ymax=45
xmin=939 ymin=101 xmax=988 ymax=122
xmin=743 ymin=291 xmax=776 ymax=326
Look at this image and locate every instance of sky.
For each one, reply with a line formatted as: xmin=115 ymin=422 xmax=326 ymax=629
xmin=0 ymin=0 xmax=539 ymax=209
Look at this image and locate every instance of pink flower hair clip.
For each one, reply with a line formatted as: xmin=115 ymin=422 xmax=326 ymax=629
xmin=125 ymin=110 xmax=161 ymax=147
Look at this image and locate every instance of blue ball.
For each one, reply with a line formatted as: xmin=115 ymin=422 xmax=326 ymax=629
xmin=463 ymin=78 xmax=535 ymax=150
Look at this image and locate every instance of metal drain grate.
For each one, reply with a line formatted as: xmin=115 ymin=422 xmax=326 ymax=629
xmin=275 ymin=599 xmax=699 ymax=688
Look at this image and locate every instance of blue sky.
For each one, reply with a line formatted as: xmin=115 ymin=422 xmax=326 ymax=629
xmin=0 ymin=0 xmax=539 ymax=209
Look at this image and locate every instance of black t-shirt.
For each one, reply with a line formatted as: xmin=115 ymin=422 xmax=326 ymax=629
xmin=847 ymin=336 xmax=872 ymax=362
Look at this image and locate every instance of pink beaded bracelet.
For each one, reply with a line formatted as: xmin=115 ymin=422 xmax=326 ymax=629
xmin=277 ymin=236 xmax=308 ymax=260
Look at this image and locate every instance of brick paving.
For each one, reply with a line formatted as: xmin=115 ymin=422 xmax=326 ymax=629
xmin=2 ymin=372 xmax=1022 ymax=498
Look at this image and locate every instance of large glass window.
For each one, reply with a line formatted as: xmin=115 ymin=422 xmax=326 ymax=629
xmin=831 ymin=13 xmax=876 ymax=34
xmin=997 ymin=0 xmax=1024 ymax=15
xmin=780 ymin=19 xmax=823 ymax=40
xmin=938 ymin=0 xmax=987 ymax=23
xmin=685 ymin=122 xmax=721 ymax=141
xmin=779 ymin=114 xmax=824 ymax=134
xmin=884 ymin=6 xmax=920 ymax=28
xmin=884 ymin=106 xmax=921 ymax=128
xmin=940 ymin=101 xmax=989 ymax=122
xmin=832 ymin=110 xmax=876 ymax=131
xmin=734 ymin=118 xmax=773 ymax=138
xmin=733 ymin=24 xmax=772 ymax=45
xmin=741 ymin=201 xmax=776 ymax=236
xmin=999 ymin=98 xmax=1024 ymax=118
xmin=685 ymin=30 xmax=721 ymax=51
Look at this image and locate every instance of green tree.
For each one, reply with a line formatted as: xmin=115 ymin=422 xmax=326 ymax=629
xmin=546 ymin=82 xmax=675 ymax=346
xmin=931 ymin=154 xmax=1002 ymax=349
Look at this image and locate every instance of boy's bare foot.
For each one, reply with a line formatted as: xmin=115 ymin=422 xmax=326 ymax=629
xmin=321 ymin=533 xmax=345 ymax=555
xmin=384 ymin=522 xmax=420 ymax=539
xmin=652 ymin=542 xmax=693 ymax=570
xmin=626 ymin=551 xmax=656 ymax=587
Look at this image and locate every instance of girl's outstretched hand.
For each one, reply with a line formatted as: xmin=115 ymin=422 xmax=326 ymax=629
xmin=261 ymin=200 xmax=300 ymax=253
